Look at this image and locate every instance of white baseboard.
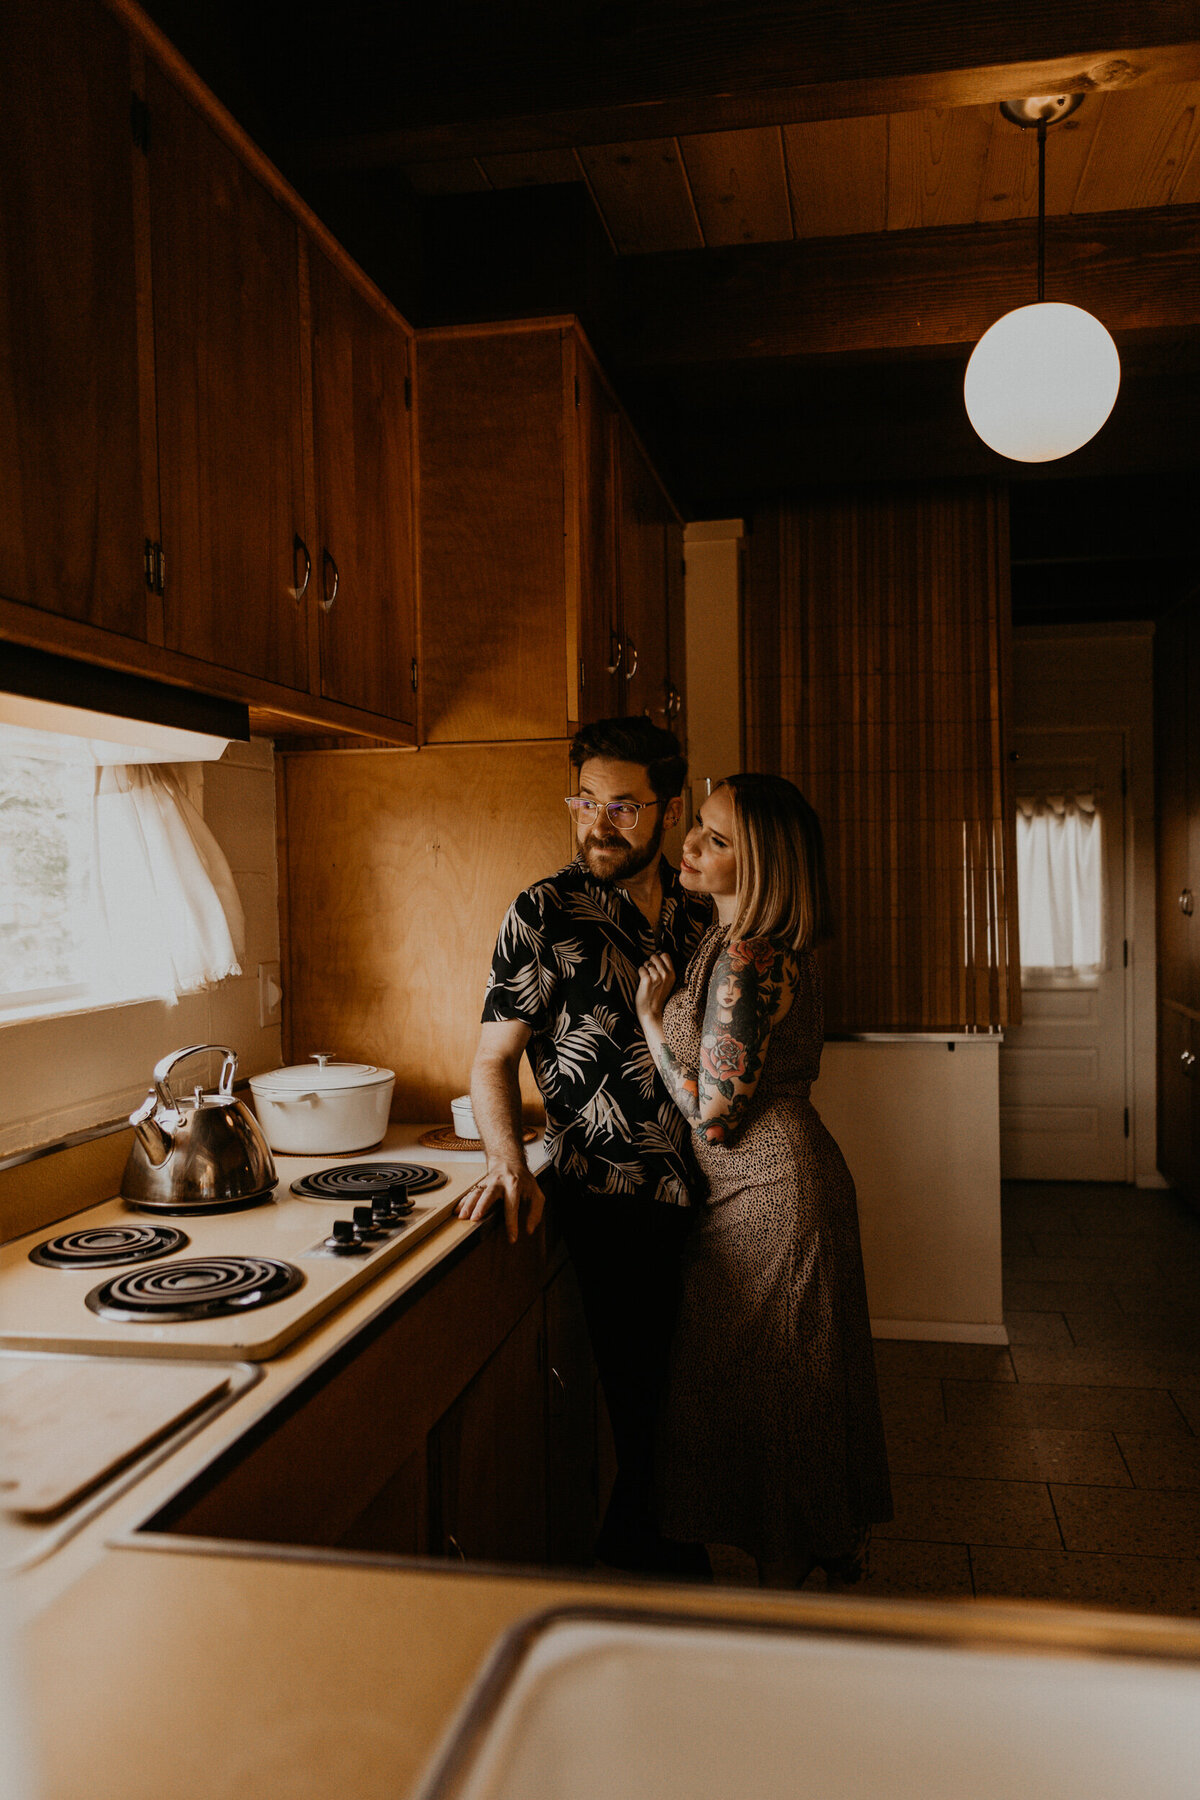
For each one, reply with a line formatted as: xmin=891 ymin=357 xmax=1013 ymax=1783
xmin=871 ymin=1319 xmax=1010 ymax=1346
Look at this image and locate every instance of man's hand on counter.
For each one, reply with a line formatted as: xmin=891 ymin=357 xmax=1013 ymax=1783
xmin=455 ymin=1162 xmax=546 ymax=1245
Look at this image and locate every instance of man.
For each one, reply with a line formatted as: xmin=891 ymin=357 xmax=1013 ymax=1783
xmin=456 ymin=716 xmax=713 ymax=1575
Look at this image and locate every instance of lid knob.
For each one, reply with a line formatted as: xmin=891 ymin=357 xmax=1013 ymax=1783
xmin=310 ymin=1052 xmax=334 ymax=1068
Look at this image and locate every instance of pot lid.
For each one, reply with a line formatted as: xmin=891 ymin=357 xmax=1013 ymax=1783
xmin=251 ymin=1053 xmax=394 ymax=1093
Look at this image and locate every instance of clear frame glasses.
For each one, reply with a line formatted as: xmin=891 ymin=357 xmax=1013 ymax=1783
xmin=565 ymin=796 xmax=662 ymax=829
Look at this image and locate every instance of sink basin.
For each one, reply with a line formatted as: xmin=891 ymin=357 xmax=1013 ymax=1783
xmin=413 ymin=1602 xmax=1200 ymax=1800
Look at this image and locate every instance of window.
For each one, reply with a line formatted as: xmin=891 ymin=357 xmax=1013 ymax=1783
xmin=1015 ymin=794 xmax=1103 ymax=979
xmin=0 ymin=751 xmax=96 ymax=1013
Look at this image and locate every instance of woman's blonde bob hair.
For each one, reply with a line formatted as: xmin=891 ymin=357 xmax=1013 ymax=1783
xmin=714 ymin=773 xmax=834 ymax=952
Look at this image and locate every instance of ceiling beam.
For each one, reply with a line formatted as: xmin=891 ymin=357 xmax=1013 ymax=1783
xmin=287 ymin=4 xmax=1200 ymax=169
xmin=597 ymin=206 xmax=1200 ymax=367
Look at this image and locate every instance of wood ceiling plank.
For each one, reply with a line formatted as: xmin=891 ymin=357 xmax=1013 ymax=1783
xmin=478 ymin=149 xmax=583 ymax=189
xmin=405 ymin=159 xmax=491 ymax=194
xmin=576 ymin=139 xmax=703 ymax=254
xmin=1043 ymin=100 xmax=1108 ymax=214
xmin=679 ymin=128 xmax=793 ymax=247
xmin=975 ymin=109 xmax=1039 ymax=222
xmin=887 ymin=104 xmax=994 ymax=230
xmin=602 ymin=205 xmax=1200 ymax=364
xmin=1072 ymin=81 xmax=1200 ymax=210
xmin=782 ymin=115 xmax=888 ymax=237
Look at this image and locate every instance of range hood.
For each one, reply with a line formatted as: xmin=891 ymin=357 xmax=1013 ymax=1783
xmin=0 ymin=646 xmax=249 ymax=763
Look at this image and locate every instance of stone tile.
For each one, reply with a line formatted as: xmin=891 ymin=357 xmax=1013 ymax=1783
xmin=1004 ymin=1310 xmax=1073 ymax=1346
xmin=874 ymin=1475 xmax=1061 ymax=1549
xmin=1004 ymin=1279 xmax=1122 ymax=1315
xmin=1010 ymin=1345 xmax=1200 ymax=1390
xmin=1063 ymin=1313 xmax=1200 ymax=1356
xmin=1172 ymin=1389 xmax=1200 ymax=1434
xmin=1001 ymin=1201 xmax=1078 ymax=1234
xmin=970 ymin=1546 xmax=1200 ymax=1617
xmin=872 ymin=1342 xmax=1016 ymax=1382
xmin=876 ymin=1375 xmax=946 ymax=1431
xmin=1030 ymin=1229 xmax=1166 ymax=1260
xmin=1003 ymin=1253 xmax=1161 ymax=1285
xmin=944 ymin=1380 xmax=1192 ymax=1434
xmin=843 ymin=1538 xmax=973 ymax=1600
xmin=1116 ymin=1433 xmax=1200 ymax=1492
xmin=884 ymin=1422 xmax=1128 ymax=1487
xmin=1051 ymin=1484 xmax=1200 ymax=1557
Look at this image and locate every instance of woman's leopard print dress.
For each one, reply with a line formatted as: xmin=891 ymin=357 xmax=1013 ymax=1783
xmin=658 ymin=924 xmax=893 ymax=1565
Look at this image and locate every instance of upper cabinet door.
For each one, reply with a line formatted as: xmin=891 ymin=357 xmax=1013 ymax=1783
xmin=146 ymin=65 xmax=309 ymax=691
xmin=0 ymin=0 xmax=148 ymax=637
xmin=615 ymin=421 xmax=670 ymax=723
xmin=573 ymin=347 xmax=621 ymax=726
xmin=308 ymin=248 xmax=416 ymax=723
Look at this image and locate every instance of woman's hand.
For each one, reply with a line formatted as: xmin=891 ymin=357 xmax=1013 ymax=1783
xmin=636 ymin=951 xmax=676 ymax=1024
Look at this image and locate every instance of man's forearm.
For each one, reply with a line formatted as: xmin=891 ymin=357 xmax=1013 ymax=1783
xmin=471 ymin=1054 xmax=528 ymax=1165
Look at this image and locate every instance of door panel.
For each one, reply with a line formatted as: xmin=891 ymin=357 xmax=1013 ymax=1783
xmin=1157 ymin=606 xmax=1194 ymax=1009
xmin=1158 ymin=1005 xmax=1196 ymax=1199
xmin=615 ymin=421 xmax=669 ymax=720
xmin=309 ymin=248 xmax=415 ymax=721
xmin=0 ymin=0 xmax=147 ymax=636
xmin=1000 ymin=729 xmax=1129 ymax=1181
xmin=544 ymin=1261 xmax=599 ymax=1567
xmin=575 ymin=351 xmax=621 ymax=723
xmin=147 ymin=65 xmax=309 ymax=689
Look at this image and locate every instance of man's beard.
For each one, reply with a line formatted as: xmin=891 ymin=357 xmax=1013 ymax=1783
xmin=581 ymin=809 xmax=665 ymax=884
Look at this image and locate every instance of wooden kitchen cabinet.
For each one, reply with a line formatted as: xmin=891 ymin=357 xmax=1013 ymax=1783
xmin=1155 ymin=592 xmax=1200 ymax=1206
xmin=0 ymin=0 xmax=149 ymax=641
xmin=429 ymin=1300 xmax=548 ymax=1567
xmin=306 ymin=244 xmax=417 ymax=723
xmin=146 ymin=62 xmax=311 ymax=691
xmin=414 ymin=317 xmax=684 ymax=743
xmin=544 ymin=1260 xmax=602 ymax=1568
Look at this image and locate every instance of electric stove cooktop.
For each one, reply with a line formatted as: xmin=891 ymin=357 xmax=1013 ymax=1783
xmin=0 ymin=1137 xmax=479 ymax=1363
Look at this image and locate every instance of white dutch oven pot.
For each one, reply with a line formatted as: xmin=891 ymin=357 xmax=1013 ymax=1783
xmin=249 ymin=1053 xmax=395 ymax=1154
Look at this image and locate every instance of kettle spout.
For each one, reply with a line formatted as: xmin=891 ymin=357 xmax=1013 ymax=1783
xmin=130 ymin=1093 xmax=173 ymax=1167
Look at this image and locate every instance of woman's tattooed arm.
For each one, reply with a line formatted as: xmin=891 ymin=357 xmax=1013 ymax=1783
xmin=695 ymin=939 xmax=797 ymax=1146
xmin=654 ymin=1039 xmax=702 ymax=1125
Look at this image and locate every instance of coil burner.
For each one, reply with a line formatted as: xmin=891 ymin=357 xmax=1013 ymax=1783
xmin=85 ymin=1256 xmax=303 ymax=1324
xmin=30 ymin=1224 xmax=188 ymax=1270
xmin=289 ymin=1162 xmax=447 ymax=1203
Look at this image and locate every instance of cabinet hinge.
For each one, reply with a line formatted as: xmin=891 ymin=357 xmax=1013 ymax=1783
xmin=1124 ymin=1106 xmax=1130 ymax=1138
xmin=411 ymin=657 xmax=418 ymax=693
xmin=143 ymin=539 xmax=164 ymax=594
xmin=130 ymin=94 xmax=150 ymax=154
xmin=1123 ymin=938 xmax=1129 ymax=968
xmin=404 ymin=375 xmax=412 ymax=410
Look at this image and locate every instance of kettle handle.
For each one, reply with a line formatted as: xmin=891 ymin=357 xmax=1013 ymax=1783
xmin=153 ymin=1044 xmax=238 ymax=1111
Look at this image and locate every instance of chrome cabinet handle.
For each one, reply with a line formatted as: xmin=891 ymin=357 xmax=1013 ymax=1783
xmin=446 ymin=1533 xmax=467 ymax=1562
xmin=605 ymin=632 xmax=623 ymax=674
xmin=290 ymin=533 xmax=311 ymax=601
xmin=1180 ymin=889 xmax=1194 ymax=916
xmin=623 ymin=636 xmax=639 ymax=679
xmin=1182 ymin=1050 xmax=1197 ymax=1074
xmin=319 ymin=548 xmax=339 ymax=613
xmin=668 ymin=683 xmax=681 ymax=720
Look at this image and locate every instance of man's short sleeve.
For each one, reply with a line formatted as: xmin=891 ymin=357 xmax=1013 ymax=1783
xmin=481 ymin=885 xmax=558 ymax=1032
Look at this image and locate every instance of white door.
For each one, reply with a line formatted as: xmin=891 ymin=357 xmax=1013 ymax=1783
xmin=1000 ymin=728 xmax=1130 ymax=1182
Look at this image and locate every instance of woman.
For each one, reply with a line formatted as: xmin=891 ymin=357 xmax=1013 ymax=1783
xmin=635 ymin=774 xmax=892 ymax=1587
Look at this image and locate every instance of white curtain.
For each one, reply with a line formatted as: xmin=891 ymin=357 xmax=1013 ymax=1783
xmin=1016 ymin=793 xmax=1103 ymax=974
xmin=90 ymin=765 xmax=245 ymax=1002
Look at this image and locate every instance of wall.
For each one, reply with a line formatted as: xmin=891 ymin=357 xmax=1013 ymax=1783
xmin=0 ymin=737 xmax=282 ymax=1233
xmin=1010 ymin=622 xmax=1160 ymax=1187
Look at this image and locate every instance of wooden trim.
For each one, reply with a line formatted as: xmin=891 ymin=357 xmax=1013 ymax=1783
xmin=100 ymin=0 xmax=415 ymax=341
xmin=295 ymin=235 xmax=322 ymax=699
xmin=0 ymin=596 xmax=417 ymax=744
xmin=289 ymin=38 xmax=1200 ymax=169
xmin=560 ymin=331 xmax=582 ymax=726
xmin=407 ymin=333 xmax=426 ymax=745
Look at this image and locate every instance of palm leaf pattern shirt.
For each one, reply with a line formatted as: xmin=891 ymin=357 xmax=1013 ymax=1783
xmin=482 ymin=857 xmax=713 ymax=1204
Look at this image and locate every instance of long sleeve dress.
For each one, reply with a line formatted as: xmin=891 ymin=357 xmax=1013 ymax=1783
xmin=656 ymin=924 xmax=893 ymax=1567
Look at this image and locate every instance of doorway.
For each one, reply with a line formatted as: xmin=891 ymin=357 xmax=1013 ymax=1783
xmin=1000 ymin=728 xmax=1130 ymax=1182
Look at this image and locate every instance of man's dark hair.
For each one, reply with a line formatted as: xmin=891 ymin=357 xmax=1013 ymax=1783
xmin=570 ymin=717 xmax=687 ymax=802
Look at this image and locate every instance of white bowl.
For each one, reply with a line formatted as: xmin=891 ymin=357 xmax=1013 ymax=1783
xmin=451 ymin=1094 xmax=477 ymax=1139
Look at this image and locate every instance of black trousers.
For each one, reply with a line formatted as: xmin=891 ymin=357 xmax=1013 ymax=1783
xmin=552 ymin=1176 xmax=710 ymax=1579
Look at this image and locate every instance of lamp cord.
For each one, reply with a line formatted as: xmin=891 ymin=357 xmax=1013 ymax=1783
xmin=1037 ymin=117 xmax=1047 ymax=304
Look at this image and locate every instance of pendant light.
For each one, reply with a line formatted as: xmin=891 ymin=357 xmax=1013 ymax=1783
xmin=964 ymin=95 xmax=1121 ymax=462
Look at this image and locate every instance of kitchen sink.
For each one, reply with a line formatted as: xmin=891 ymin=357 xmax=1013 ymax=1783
xmin=413 ymin=1601 xmax=1200 ymax=1800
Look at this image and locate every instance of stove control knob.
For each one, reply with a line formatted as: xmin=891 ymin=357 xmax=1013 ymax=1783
xmin=371 ymin=1197 xmax=396 ymax=1226
xmin=353 ymin=1205 xmax=383 ymax=1236
xmin=325 ymin=1218 xmax=368 ymax=1254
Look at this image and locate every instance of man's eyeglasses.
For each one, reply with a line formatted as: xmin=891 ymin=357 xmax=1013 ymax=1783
xmin=565 ymin=796 xmax=663 ymax=828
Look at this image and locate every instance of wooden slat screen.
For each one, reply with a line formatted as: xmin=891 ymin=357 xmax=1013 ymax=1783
xmin=742 ymin=485 xmax=1019 ymax=1033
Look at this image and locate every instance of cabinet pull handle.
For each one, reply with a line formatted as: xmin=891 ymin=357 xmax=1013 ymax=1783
xmin=1182 ymin=1050 xmax=1196 ymax=1073
xmin=290 ymin=533 xmax=312 ymax=601
xmin=319 ymin=548 xmax=339 ymax=613
xmin=669 ymin=685 xmax=681 ymax=721
xmin=605 ymin=632 xmax=623 ymax=674
xmin=446 ymin=1534 xmax=467 ymax=1562
xmin=623 ymin=637 xmax=639 ymax=679
xmin=1180 ymin=889 xmax=1194 ymax=916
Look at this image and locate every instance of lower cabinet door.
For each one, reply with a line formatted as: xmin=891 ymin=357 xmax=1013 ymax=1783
xmin=430 ymin=1300 xmax=548 ymax=1567
xmin=1159 ymin=1005 xmax=1198 ymax=1201
xmin=545 ymin=1261 xmax=600 ymax=1568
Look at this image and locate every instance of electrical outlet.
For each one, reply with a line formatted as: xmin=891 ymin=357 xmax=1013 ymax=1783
xmin=258 ymin=961 xmax=282 ymax=1028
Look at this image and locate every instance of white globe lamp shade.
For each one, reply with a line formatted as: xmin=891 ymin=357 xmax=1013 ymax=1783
xmin=964 ymin=301 xmax=1121 ymax=462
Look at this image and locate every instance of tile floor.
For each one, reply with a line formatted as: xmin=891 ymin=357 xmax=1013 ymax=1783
xmin=713 ymin=1180 xmax=1200 ymax=1615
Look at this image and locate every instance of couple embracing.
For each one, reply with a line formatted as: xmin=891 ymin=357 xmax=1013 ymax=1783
xmin=457 ymin=717 xmax=892 ymax=1589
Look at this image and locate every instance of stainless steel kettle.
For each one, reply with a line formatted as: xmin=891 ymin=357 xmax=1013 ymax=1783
xmin=122 ymin=1043 xmax=277 ymax=1212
